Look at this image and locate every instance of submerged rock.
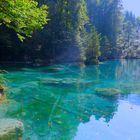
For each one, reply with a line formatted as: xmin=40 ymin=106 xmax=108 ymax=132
xmin=39 ymin=78 xmax=77 ymax=88
xmin=39 ymin=78 xmax=98 ymax=89
xmin=95 ymin=88 xmax=121 ymax=97
xmin=0 ymin=119 xmax=24 ymax=140
xmin=40 ymin=78 xmax=77 ymax=84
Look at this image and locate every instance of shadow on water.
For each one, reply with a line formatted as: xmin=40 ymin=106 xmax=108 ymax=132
xmin=0 ymin=59 xmax=140 ymax=139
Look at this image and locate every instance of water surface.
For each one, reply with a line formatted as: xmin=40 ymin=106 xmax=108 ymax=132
xmin=0 ymin=59 xmax=140 ymax=140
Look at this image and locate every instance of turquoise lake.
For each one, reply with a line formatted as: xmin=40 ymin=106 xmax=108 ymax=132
xmin=0 ymin=59 xmax=140 ymax=140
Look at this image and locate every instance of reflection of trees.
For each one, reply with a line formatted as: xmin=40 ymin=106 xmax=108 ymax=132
xmin=115 ymin=60 xmax=140 ymax=95
xmin=17 ymin=88 xmax=118 ymax=139
xmin=115 ymin=59 xmax=140 ymax=82
xmin=26 ymin=65 xmax=118 ymax=139
xmin=5 ymin=64 xmax=121 ymax=140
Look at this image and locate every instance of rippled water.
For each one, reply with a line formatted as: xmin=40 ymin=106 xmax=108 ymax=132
xmin=0 ymin=59 xmax=140 ymax=140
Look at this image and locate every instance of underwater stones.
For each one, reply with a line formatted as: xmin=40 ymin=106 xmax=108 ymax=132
xmin=40 ymin=78 xmax=77 ymax=85
xmin=40 ymin=78 xmax=93 ymax=85
xmin=40 ymin=78 xmax=97 ymax=89
xmin=95 ymin=88 xmax=121 ymax=97
xmin=0 ymin=119 xmax=24 ymax=140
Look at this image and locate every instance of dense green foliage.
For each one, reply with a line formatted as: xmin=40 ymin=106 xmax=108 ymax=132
xmin=87 ymin=0 xmax=122 ymax=59
xmin=0 ymin=0 xmax=48 ymax=41
xmin=0 ymin=0 xmax=139 ymax=64
xmin=117 ymin=12 xmax=140 ymax=58
xmin=86 ymin=26 xmax=101 ymax=64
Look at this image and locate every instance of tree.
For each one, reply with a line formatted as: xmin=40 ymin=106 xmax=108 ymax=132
xmin=0 ymin=0 xmax=133 ymax=63
xmin=25 ymin=0 xmax=89 ymax=63
xmin=87 ymin=0 xmax=122 ymax=59
xmin=136 ymin=17 xmax=140 ymax=26
xmin=75 ymin=0 xmax=89 ymax=62
xmin=86 ymin=26 xmax=101 ymax=64
xmin=0 ymin=0 xmax=48 ymax=41
xmin=117 ymin=11 xmax=140 ymax=58
xmin=100 ymin=36 xmax=111 ymax=60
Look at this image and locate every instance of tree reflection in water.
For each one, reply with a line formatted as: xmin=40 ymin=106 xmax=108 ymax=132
xmin=0 ymin=60 xmax=139 ymax=139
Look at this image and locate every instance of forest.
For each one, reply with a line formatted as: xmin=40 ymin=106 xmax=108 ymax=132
xmin=0 ymin=0 xmax=140 ymax=65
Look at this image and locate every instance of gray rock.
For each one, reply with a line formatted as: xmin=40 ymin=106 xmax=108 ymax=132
xmin=0 ymin=119 xmax=24 ymax=140
xmin=95 ymin=88 xmax=121 ymax=97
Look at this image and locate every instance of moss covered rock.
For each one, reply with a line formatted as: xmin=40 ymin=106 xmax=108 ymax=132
xmin=95 ymin=88 xmax=121 ymax=97
xmin=0 ymin=119 xmax=24 ymax=140
xmin=40 ymin=78 xmax=78 ymax=84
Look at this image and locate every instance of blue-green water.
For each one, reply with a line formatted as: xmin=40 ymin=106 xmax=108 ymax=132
xmin=1 ymin=59 xmax=140 ymax=140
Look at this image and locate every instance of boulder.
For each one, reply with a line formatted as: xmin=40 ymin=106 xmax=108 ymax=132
xmin=40 ymin=78 xmax=97 ymax=88
xmin=0 ymin=119 xmax=24 ymax=140
xmin=40 ymin=78 xmax=77 ymax=84
xmin=95 ymin=88 xmax=121 ymax=97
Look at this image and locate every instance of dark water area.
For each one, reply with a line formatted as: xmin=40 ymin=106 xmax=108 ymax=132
xmin=0 ymin=59 xmax=140 ymax=140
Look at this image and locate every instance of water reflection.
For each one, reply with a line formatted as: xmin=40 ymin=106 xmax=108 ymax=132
xmin=75 ymin=101 xmax=140 ymax=140
xmin=0 ymin=59 xmax=140 ymax=139
xmin=115 ymin=59 xmax=140 ymax=82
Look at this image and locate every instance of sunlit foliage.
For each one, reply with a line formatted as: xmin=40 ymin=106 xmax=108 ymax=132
xmin=0 ymin=0 xmax=48 ymax=41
